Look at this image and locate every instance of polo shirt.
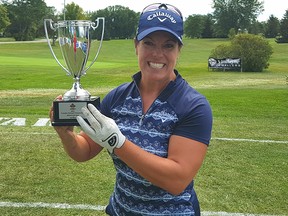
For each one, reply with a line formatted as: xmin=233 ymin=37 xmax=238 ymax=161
xmin=101 ymin=71 xmax=212 ymax=215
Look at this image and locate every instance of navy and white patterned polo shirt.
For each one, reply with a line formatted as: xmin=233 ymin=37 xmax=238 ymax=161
xmin=101 ymin=71 xmax=212 ymax=215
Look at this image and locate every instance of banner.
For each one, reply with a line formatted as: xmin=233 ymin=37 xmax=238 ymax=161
xmin=208 ymin=58 xmax=242 ymax=71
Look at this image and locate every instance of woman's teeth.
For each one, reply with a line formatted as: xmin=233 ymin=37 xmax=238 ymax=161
xmin=150 ymin=62 xmax=164 ymax=69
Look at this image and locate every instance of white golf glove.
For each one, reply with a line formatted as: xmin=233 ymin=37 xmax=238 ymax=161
xmin=76 ymin=104 xmax=125 ymax=153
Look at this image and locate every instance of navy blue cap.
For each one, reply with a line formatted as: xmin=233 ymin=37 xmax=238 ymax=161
xmin=136 ymin=8 xmax=183 ymax=44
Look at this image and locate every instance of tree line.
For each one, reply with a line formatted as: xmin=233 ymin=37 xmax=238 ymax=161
xmin=0 ymin=0 xmax=288 ymax=42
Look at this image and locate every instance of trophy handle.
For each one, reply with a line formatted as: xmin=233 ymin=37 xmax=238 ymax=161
xmin=83 ymin=17 xmax=105 ymax=74
xmin=44 ymin=19 xmax=71 ymax=76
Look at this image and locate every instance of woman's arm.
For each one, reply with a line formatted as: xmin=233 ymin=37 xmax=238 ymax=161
xmin=114 ymin=135 xmax=207 ymax=195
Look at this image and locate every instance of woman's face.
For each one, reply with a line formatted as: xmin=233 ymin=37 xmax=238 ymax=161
xmin=135 ymin=31 xmax=181 ymax=82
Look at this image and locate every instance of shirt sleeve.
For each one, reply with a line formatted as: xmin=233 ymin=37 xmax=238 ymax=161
xmin=173 ymin=96 xmax=213 ymax=146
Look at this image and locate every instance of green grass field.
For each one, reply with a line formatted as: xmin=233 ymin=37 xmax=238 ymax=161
xmin=0 ymin=38 xmax=287 ymax=216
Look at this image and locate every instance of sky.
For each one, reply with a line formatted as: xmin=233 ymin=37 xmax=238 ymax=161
xmin=44 ymin=0 xmax=288 ymax=22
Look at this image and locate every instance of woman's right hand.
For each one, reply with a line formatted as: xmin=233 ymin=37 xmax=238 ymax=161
xmin=49 ymin=95 xmax=74 ymax=134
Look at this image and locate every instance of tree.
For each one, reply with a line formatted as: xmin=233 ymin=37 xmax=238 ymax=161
xmin=248 ymin=20 xmax=265 ymax=35
xmin=275 ymin=10 xmax=288 ymax=43
xmin=212 ymin=0 xmax=264 ymax=37
xmin=184 ymin=14 xmax=215 ymax=38
xmin=5 ymin=0 xmax=48 ymax=41
xmin=90 ymin=6 xmax=139 ymax=40
xmin=280 ymin=10 xmax=288 ymax=38
xmin=59 ymin=2 xmax=87 ymax=20
xmin=265 ymin=15 xmax=280 ymax=38
xmin=184 ymin=15 xmax=205 ymax=38
xmin=201 ymin=14 xmax=215 ymax=38
xmin=37 ymin=5 xmax=57 ymax=39
xmin=0 ymin=4 xmax=10 ymax=34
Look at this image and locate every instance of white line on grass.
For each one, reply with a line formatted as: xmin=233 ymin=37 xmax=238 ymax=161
xmin=0 ymin=201 xmax=106 ymax=211
xmin=212 ymin=137 xmax=288 ymax=144
xmin=1 ymin=131 xmax=287 ymax=144
xmin=0 ymin=201 xmax=282 ymax=216
xmin=0 ymin=131 xmax=55 ymax=135
xmin=202 ymin=212 xmax=281 ymax=216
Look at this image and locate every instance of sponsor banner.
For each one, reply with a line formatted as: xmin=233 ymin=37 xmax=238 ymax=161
xmin=208 ymin=57 xmax=241 ymax=71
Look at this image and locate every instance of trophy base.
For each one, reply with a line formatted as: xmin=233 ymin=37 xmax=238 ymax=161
xmin=52 ymin=96 xmax=100 ymax=126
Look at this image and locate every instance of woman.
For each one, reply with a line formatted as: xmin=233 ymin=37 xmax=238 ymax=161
xmin=50 ymin=3 xmax=212 ymax=215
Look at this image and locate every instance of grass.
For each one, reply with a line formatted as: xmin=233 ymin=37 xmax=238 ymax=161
xmin=0 ymin=38 xmax=287 ymax=215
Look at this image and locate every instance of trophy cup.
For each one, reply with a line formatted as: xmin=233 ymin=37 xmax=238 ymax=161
xmin=44 ymin=18 xmax=105 ymax=126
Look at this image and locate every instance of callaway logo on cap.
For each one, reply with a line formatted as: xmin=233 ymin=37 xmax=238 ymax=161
xmin=147 ymin=11 xmax=177 ymax=23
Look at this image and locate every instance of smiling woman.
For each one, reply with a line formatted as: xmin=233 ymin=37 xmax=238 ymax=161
xmin=49 ymin=3 xmax=212 ymax=216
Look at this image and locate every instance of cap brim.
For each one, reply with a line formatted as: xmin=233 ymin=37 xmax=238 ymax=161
xmin=137 ymin=27 xmax=183 ymax=45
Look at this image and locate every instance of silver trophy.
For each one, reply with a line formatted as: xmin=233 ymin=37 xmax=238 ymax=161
xmin=44 ymin=18 xmax=105 ymax=126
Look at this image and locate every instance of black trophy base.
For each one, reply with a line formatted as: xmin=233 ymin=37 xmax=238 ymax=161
xmin=52 ymin=96 xmax=100 ymax=126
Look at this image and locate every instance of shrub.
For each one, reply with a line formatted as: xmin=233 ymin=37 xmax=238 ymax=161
xmin=210 ymin=44 xmax=234 ymax=58
xmin=210 ymin=34 xmax=273 ymax=72
xmin=228 ymin=28 xmax=236 ymax=40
